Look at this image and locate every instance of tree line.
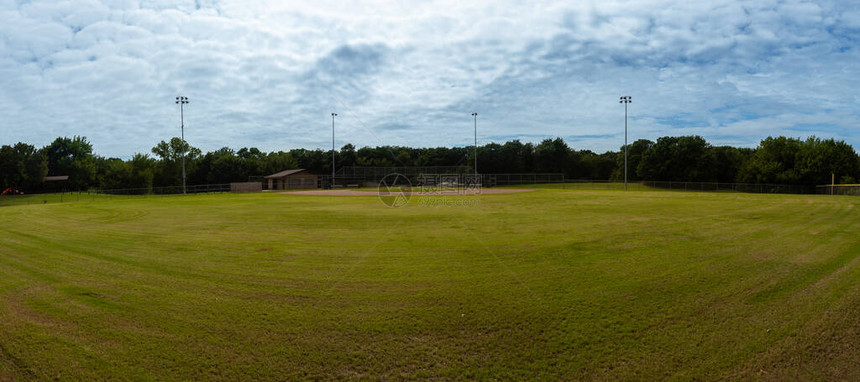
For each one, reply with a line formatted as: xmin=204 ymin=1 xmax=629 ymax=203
xmin=1 ymin=135 xmax=858 ymax=193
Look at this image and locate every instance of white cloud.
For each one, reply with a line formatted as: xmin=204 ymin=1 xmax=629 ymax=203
xmin=0 ymin=0 xmax=859 ymax=157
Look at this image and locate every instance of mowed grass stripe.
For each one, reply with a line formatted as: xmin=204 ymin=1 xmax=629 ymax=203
xmin=0 ymin=189 xmax=858 ymax=379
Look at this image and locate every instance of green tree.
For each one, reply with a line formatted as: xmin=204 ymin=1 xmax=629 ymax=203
xmin=128 ymin=154 xmax=157 ymax=191
xmin=206 ymin=147 xmax=245 ymax=183
xmin=151 ymin=138 xmax=202 ymax=187
xmin=534 ymin=138 xmax=570 ymax=173
xmin=355 ymin=147 xmax=395 ymax=168
xmin=476 ymin=143 xmax=503 ymax=174
xmin=43 ymin=136 xmax=97 ymax=190
xmin=290 ymin=148 xmax=331 ymax=173
xmin=339 ymin=144 xmax=357 ymax=168
xmin=0 ymin=143 xmax=49 ymax=192
xmin=611 ymin=139 xmax=653 ymax=181
xmin=97 ymin=154 xmax=155 ymax=191
xmin=99 ymin=158 xmax=131 ymax=190
xmin=498 ymin=141 xmax=527 ymax=173
xmin=580 ymin=150 xmax=618 ymax=180
xmin=795 ymin=137 xmax=859 ymax=185
xmin=237 ymin=147 xmax=266 ymax=177
xmin=737 ymin=136 xmax=804 ymax=184
xmin=711 ymin=146 xmax=751 ymax=183
xmin=264 ymin=151 xmax=299 ymax=174
xmin=637 ymin=136 xmax=714 ymax=181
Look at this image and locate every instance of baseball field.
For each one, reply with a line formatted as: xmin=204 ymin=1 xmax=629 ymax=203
xmin=1 ymin=188 xmax=858 ymax=380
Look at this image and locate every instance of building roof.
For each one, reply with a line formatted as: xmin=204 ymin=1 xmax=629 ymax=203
xmin=265 ymin=169 xmax=311 ymax=179
xmin=43 ymin=175 xmax=70 ymax=181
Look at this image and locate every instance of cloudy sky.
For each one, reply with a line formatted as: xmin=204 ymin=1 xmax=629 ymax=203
xmin=1 ymin=0 xmax=859 ymax=158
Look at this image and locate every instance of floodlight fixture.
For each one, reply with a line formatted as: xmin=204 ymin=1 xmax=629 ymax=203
xmin=472 ymin=112 xmax=478 ymax=176
xmin=331 ymin=113 xmax=338 ymax=186
xmin=176 ymin=96 xmax=189 ymax=194
xmin=620 ymin=96 xmax=632 ymax=191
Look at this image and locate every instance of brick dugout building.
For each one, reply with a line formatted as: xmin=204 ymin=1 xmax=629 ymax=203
xmin=265 ymin=169 xmax=318 ymax=190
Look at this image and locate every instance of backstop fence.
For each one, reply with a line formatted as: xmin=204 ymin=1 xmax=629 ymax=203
xmin=487 ymin=173 xmax=566 ymax=187
xmin=253 ymin=168 xmax=567 ymax=189
xmin=318 ymin=172 xmax=567 ymax=189
xmin=336 ymin=166 xmax=470 ymax=179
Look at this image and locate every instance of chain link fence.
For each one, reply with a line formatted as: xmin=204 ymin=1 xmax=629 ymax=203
xmin=816 ymin=185 xmax=860 ymax=196
xmin=4 ymin=179 xmax=856 ymax=208
xmin=98 ymin=183 xmax=232 ymax=195
xmin=321 ymin=172 xmax=567 ymax=189
xmin=562 ymin=180 xmax=816 ymax=194
xmin=0 ymin=191 xmax=107 ymax=207
xmin=485 ymin=173 xmax=566 ymax=187
xmin=0 ymin=183 xmax=234 ymax=207
xmin=640 ymin=181 xmax=815 ymax=194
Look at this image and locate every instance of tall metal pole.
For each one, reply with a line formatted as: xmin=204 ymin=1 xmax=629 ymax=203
xmin=176 ymin=96 xmax=189 ymax=194
xmin=472 ymin=112 xmax=478 ymax=176
xmin=331 ymin=112 xmax=337 ymax=188
xmin=620 ymin=96 xmax=631 ymax=191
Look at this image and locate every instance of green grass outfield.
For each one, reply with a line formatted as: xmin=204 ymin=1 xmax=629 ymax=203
xmin=1 ymin=189 xmax=859 ymax=380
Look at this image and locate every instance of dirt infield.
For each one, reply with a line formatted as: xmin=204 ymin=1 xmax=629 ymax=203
xmin=282 ymin=188 xmax=535 ymax=196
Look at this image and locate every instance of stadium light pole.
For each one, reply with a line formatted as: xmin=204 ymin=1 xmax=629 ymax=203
xmin=619 ymin=96 xmax=632 ymax=191
xmin=175 ymin=96 xmax=189 ymax=194
xmin=472 ymin=112 xmax=478 ymax=176
xmin=331 ymin=112 xmax=337 ymax=187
